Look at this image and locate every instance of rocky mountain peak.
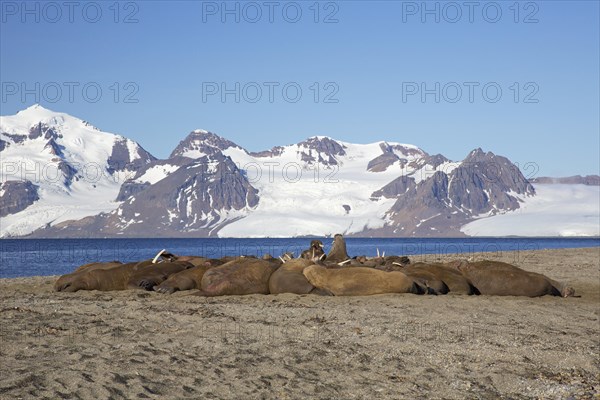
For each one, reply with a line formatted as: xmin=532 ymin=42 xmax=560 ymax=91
xmin=300 ymin=136 xmax=346 ymax=154
xmin=295 ymin=136 xmax=347 ymax=166
xmin=169 ymin=130 xmax=241 ymax=159
xmin=464 ymin=147 xmax=490 ymax=162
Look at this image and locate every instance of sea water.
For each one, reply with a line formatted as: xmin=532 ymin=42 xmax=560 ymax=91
xmin=1 ymin=237 xmax=598 ymax=278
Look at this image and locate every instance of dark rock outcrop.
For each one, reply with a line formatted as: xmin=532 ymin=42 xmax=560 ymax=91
xmin=107 ymin=138 xmax=156 ymax=173
xmin=296 ymin=137 xmax=346 ymax=166
xmin=249 ymin=146 xmax=285 ymax=158
xmin=371 ymin=176 xmax=416 ymax=199
xmin=0 ymin=181 xmax=39 ymax=217
xmin=367 ymin=153 xmax=401 ymax=172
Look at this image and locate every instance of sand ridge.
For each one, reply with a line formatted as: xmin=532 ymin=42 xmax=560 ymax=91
xmin=0 ymin=247 xmax=598 ymax=399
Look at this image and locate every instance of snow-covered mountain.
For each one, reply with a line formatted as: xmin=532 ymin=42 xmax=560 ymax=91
xmin=2 ymin=106 xmax=598 ymax=238
xmin=0 ymin=105 xmax=155 ymax=236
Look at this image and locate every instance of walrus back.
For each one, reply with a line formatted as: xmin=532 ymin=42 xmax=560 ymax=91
xmin=200 ymin=258 xmax=279 ymax=296
xmin=303 ymin=265 xmax=419 ymax=296
xmin=270 ymin=259 xmax=316 ymax=294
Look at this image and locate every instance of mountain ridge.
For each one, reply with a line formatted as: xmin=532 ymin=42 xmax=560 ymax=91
xmin=1 ymin=105 xmax=598 ymax=238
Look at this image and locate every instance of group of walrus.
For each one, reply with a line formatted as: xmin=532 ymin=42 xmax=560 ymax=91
xmin=55 ymin=234 xmax=575 ymax=298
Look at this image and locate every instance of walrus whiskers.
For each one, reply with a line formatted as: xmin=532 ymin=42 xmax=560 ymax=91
xmin=152 ymin=249 xmax=166 ymax=264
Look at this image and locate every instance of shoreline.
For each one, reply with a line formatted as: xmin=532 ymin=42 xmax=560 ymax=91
xmin=1 ymin=243 xmax=599 ymax=280
xmin=1 ymin=247 xmax=598 ymax=399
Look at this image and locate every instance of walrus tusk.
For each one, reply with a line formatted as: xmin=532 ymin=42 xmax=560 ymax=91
xmin=338 ymin=259 xmax=352 ymax=266
xmin=392 ymin=262 xmax=404 ymax=267
xmin=278 ymin=256 xmax=286 ymax=263
xmin=382 ymin=251 xmax=385 ymax=258
xmin=376 ymin=248 xmax=380 ymax=258
xmin=320 ymin=254 xmax=326 ymax=261
xmin=152 ymin=249 xmax=166 ymax=264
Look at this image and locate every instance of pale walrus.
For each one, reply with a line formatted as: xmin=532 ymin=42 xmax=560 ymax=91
xmin=452 ymin=260 xmax=575 ymax=297
xmin=326 ymin=234 xmax=350 ymax=263
xmin=301 ymin=240 xmax=325 ymax=260
xmin=197 ymin=258 xmax=279 ymax=296
xmin=302 ymin=265 xmax=422 ymax=296
xmin=55 ymin=260 xmax=192 ymax=292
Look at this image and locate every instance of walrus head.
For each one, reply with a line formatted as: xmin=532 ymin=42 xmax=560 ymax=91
xmin=310 ymin=240 xmax=324 ymax=249
xmin=327 ymin=234 xmax=350 ymax=263
xmin=562 ymin=286 xmax=576 ymax=297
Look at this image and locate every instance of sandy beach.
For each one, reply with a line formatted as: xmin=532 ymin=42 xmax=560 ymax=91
xmin=0 ymin=247 xmax=598 ymax=399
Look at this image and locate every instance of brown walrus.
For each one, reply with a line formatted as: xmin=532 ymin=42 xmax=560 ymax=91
xmin=154 ymin=264 xmax=213 ymax=294
xmin=197 ymin=258 xmax=279 ymax=296
xmin=384 ymin=255 xmax=411 ymax=266
xmin=72 ymin=261 xmax=123 ymax=273
xmin=163 ymin=256 xmax=225 ymax=268
xmin=55 ymin=260 xmax=193 ymax=292
xmin=402 ymin=262 xmax=478 ymax=295
xmin=301 ymin=240 xmax=325 ymax=260
xmin=396 ymin=269 xmax=449 ymax=295
xmin=451 ymin=260 xmax=575 ymax=297
xmin=127 ymin=261 xmax=194 ymax=291
xmin=302 ymin=265 xmax=423 ymax=296
xmin=55 ymin=261 xmax=140 ymax=292
xmin=54 ymin=262 xmax=124 ymax=291
xmin=326 ymin=234 xmax=350 ymax=263
xmin=269 ymin=258 xmax=318 ymax=294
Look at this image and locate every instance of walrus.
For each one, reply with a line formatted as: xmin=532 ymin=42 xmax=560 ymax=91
xmin=396 ymin=269 xmax=449 ymax=295
xmin=324 ymin=234 xmax=350 ymax=263
xmin=153 ymin=263 xmax=214 ymax=294
xmin=72 ymin=261 xmax=123 ymax=274
xmin=451 ymin=260 xmax=575 ymax=297
xmin=55 ymin=261 xmax=140 ymax=292
xmin=220 ymin=255 xmax=257 ymax=263
xmin=384 ymin=255 xmax=411 ymax=266
xmin=54 ymin=261 xmax=125 ymax=291
xmin=302 ymin=265 xmax=423 ymax=296
xmin=54 ymin=261 xmax=129 ymax=292
xmin=55 ymin=260 xmax=193 ymax=292
xmin=301 ymin=240 xmax=325 ymax=260
xmin=402 ymin=262 xmax=478 ymax=295
xmin=197 ymin=258 xmax=280 ymax=296
xmin=269 ymin=258 xmax=318 ymax=294
xmin=127 ymin=261 xmax=194 ymax=290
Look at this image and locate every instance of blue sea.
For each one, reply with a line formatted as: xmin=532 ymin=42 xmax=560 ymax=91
xmin=0 ymin=237 xmax=598 ymax=278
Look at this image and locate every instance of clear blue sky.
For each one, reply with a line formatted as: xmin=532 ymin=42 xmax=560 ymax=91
xmin=1 ymin=0 xmax=598 ymax=177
